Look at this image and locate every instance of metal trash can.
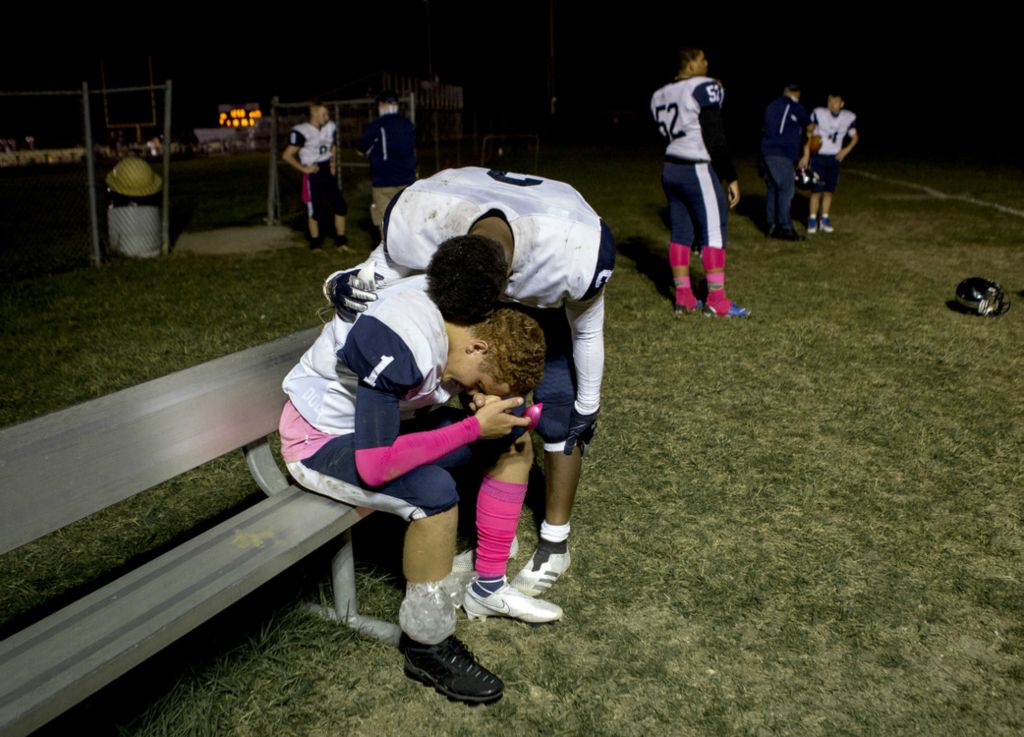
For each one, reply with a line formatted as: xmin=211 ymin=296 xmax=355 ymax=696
xmin=106 ymin=157 xmax=162 ymax=258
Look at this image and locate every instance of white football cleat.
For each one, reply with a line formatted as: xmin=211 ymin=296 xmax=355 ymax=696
xmin=511 ymin=547 xmax=571 ymax=596
xmin=463 ymin=582 xmax=563 ymax=624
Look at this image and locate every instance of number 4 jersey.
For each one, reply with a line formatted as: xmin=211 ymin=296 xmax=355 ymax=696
xmin=810 ymin=108 xmax=857 ymax=156
xmin=650 ymin=76 xmax=724 ymax=162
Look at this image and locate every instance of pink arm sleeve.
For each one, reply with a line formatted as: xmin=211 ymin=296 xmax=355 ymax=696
xmin=354 ymin=416 xmax=481 ymax=487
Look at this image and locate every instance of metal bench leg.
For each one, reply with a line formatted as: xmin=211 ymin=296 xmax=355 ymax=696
xmin=307 ymin=529 xmax=401 ymax=645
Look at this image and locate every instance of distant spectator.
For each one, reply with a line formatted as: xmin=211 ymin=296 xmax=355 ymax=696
xmin=282 ymin=102 xmax=347 ymax=250
xmin=356 ymin=90 xmax=416 ymax=238
xmin=760 ymin=83 xmax=813 ymax=240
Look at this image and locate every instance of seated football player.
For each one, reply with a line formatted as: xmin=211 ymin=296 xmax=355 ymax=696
xmin=325 ymin=167 xmax=616 ymax=599
xmin=280 ymin=236 xmax=557 ymax=705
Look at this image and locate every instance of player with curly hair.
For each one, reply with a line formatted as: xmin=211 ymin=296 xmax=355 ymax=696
xmin=281 ymin=258 xmax=557 ymax=705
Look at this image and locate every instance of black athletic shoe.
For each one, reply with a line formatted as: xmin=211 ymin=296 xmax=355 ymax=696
xmin=400 ymin=634 xmax=504 ymax=705
xmin=773 ymin=228 xmax=805 ymax=241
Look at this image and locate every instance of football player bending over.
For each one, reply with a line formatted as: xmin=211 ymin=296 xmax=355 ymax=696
xmin=326 ymin=167 xmax=617 ymax=599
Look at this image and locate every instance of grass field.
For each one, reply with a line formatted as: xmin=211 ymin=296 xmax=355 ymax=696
xmin=1 ymin=147 xmax=1022 ymax=736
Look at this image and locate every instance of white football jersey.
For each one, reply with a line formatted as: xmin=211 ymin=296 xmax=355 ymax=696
xmin=289 ymin=121 xmax=336 ymax=166
xmin=282 ymin=276 xmax=454 ymax=436
xmin=651 ymin=76 xmax=725 ymax=161
xmin=383 ymin=167 xmax=607 ymax=309
xmin=811 ymin=108 xmax=857 ymax=156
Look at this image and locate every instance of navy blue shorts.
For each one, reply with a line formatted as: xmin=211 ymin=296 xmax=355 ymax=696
xmin=661 ymin=161 xmax=728 ymax=248
xmin=514 ymin=305 xmax=576 ymax=447
xmin=289 ymin=407 xmax=474 ymax=521
xmin=304 ymin=165 xmax=348 ymax=220
xmin=810 ymin=155 xmax=841 ymax=193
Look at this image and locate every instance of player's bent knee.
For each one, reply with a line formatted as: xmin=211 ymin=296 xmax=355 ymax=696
xmin=501 ymin=434 xmax=534 ymax=463
xmin=403 ymin=465 xmax=459 ymax=517
xmin=535 ymin=399 xmax=572 ymax=446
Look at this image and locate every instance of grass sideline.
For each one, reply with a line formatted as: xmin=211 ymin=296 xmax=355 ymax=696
xmin=2 ymin=147 xmax=1022 ymax=736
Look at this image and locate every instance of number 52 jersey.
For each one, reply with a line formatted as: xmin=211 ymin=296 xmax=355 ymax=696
xmin=650 ymin=76 xmax=724 ymax=161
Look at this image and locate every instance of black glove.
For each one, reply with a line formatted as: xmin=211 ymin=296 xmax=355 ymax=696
xmin=563 ymin=409 xmax=598 ymax=456
xmin=323 ymin=267 xmax=379 ymax=321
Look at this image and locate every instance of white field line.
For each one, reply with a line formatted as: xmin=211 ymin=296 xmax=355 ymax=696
xmin=846 ymin=169 xmax=1024 ymax=219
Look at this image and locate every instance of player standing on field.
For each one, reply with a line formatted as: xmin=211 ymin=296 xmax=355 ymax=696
xmin=325 ymin=166 xmax=616 ymax=598
xmin=282 ymin=102 xmax=348 ymax=250
xmin=807 ymin=94 xmax=859 ymax=234
xmin=651 ymin=47 xmax=749 ymax=318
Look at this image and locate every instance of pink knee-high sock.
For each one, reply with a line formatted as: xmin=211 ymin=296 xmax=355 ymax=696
xmin=669 ymin=242 xmax=697 ymax=310
xmin=475 ymin=476 xmax=528 ymax=579
xmin=702 ymin=247 xmax=730 ymax=309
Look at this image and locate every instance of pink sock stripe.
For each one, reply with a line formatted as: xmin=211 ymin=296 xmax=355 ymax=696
xmin=674 ymin=277 xmax=691 ymax=287
xmin=669 ymin=242 xmax=691 ymax=267
xmin=475 ymin=477 xmax=527 ymax=577
xmin=479 ymin=476 xmax=528 ymax=503
xmin=354 ymin=416 xmax=480 ymax=487
xmin=701 ymin=246 xmax=725 ymax=270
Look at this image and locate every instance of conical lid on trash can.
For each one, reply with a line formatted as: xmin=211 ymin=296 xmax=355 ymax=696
xmin=106 ymin=157 xmax=162 ymax=197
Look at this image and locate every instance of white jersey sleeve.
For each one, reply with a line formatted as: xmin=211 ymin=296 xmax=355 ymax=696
xmin=565 ymin=291 xmax=605 ymax=415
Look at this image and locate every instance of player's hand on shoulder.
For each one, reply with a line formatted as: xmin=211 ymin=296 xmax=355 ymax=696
xmin=474 ymin=396 xmax=529 ymax=439
xmin=324 ymin=266 xmax=380 ymax=322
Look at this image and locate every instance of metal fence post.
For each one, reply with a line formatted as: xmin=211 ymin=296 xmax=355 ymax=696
xmin=268 ymin=96 xmax=278 ymax=225
xmin=82 ymin=81 xmax=102 ymax=268
xmin=162 ymin=80 xmax=172 ymax=255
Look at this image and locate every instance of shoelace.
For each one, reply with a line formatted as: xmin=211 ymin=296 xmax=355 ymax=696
xmin=439 ymin=638 xmax=492 ymax=679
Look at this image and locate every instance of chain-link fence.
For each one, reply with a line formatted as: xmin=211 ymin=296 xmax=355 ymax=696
xmin=268 ymin=78 xmax=468 ymax=230
xmin=0 ymin=83 xmax=171 ymax=281
xmin=2 ymin=74 xmax=549 ymax=281
xmin=0 ymin=88 xmax=97 ymax=281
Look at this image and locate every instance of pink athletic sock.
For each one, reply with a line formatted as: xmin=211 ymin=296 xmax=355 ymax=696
xmin=702 ymin=247 xmax=730 ymax=311
xmin=475 ymin=476 xmax=528 ymax=579
xmin=669 ymin=242 xmax=697 ymax=310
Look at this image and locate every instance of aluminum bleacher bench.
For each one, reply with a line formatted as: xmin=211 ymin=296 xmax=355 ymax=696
xmin=0 ymin=327 xmax=399 ymax=737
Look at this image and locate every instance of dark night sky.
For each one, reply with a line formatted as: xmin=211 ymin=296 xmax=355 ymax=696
xmin=0 ymin=3 xmax=1014 ymax=160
